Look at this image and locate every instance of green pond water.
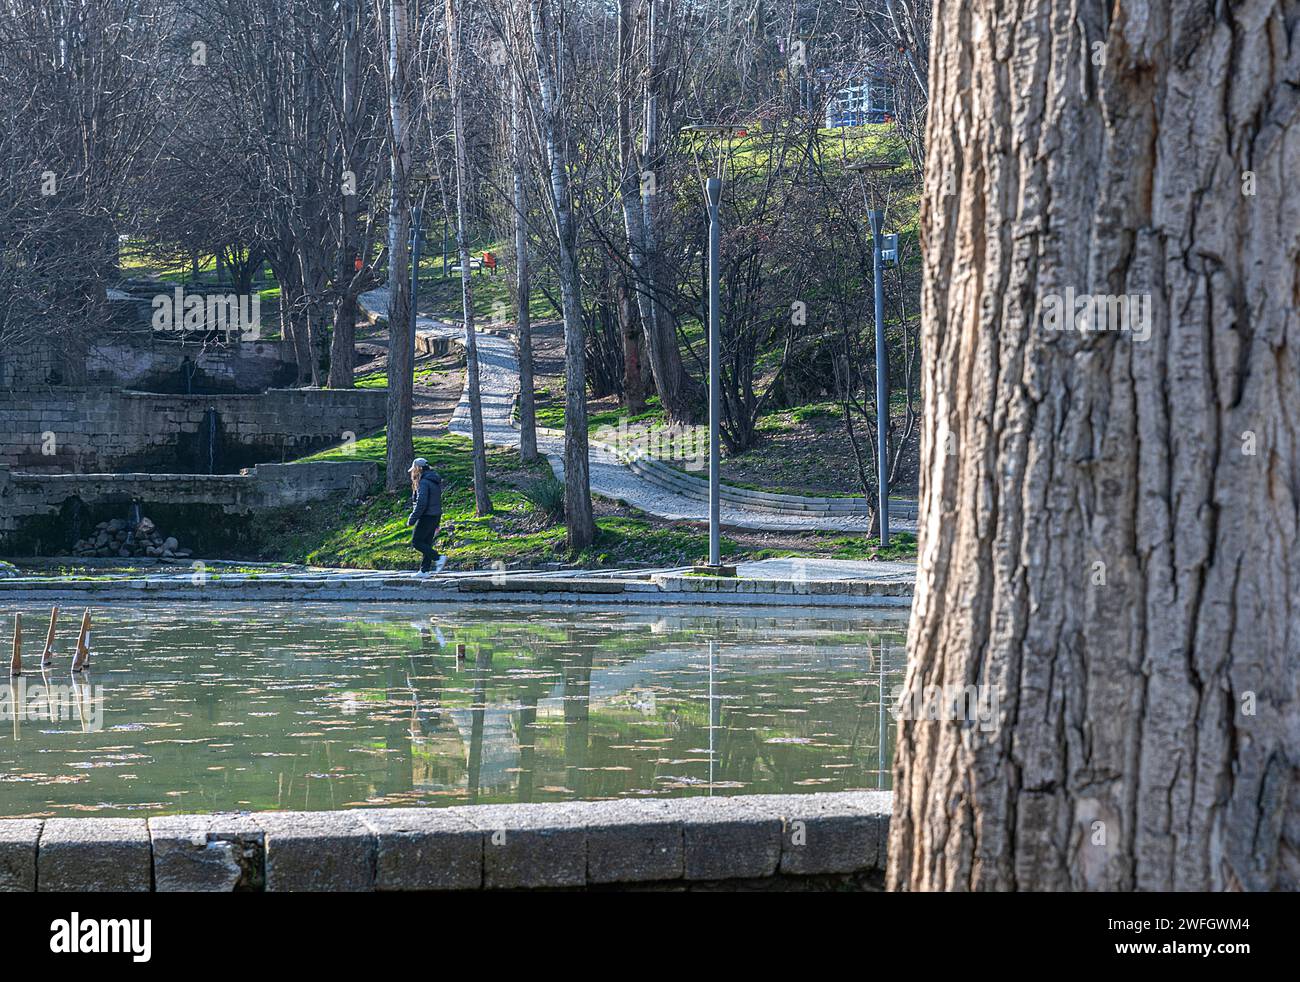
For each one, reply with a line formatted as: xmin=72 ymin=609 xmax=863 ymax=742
xmin=0 ymin=603 xmax=907 ymax=818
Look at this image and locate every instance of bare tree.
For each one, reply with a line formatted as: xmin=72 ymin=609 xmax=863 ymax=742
xmin=327 ymin=0 xmax=385 ymax=389
xmin=509 ymin=63 xmax=540 ymax=462
xmin=380 ymin=0 xmax=415 ymax=490
xmin=525 ymin=0 xmax=594 ymax=551
xmin=617 ymin=0 xmax=704 ymax=423
xmin=445 ymin=0 xmax=492 ymax=515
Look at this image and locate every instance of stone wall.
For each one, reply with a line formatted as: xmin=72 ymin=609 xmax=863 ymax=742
xmin=85 ymin=338 xmax=298 ymax=394
xmin=0 ymin=341 xmax=61 ymax=390
xmin=0 ymin=792 xmax=891 ymax=891
xmin=0 ymin=387 xmax=386 ymax=473
xmin=0 ymin=461 xmax=377 ymax=544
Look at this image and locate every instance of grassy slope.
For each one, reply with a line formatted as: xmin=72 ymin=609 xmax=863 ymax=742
xmin=249 ymin=431 xmax=914 ymax=569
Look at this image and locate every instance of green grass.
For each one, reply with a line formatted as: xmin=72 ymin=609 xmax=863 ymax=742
xmin=790 ymin=402 xmax=838 ymax=424
xmin=354 ymin=363 xmax=446 ymax=389
xmin=811 ymin=530 xmax=918 ymax=561
xmin=533 ymin=394 xmax=668 ymax=438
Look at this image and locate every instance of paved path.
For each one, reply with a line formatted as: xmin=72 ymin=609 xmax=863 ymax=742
xmin=360 ymin=290 xmax=914 ymax=533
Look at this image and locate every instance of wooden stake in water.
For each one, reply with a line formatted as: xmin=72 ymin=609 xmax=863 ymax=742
xmin=72 ymin=609 xmax=92 ymax=672
xmin=41 ymin=606 xmax=58 ymax=668
xmin=9 ymin=613 xmax=20 ymax=677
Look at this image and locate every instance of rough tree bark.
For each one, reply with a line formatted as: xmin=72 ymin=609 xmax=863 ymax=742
xmin=889 ymin=1 xmax=1300 ymax=891
xmin=446 ymin=0 xmax=493 ymax=516
xmin=382 ymin=0 xmax=415 ymax=491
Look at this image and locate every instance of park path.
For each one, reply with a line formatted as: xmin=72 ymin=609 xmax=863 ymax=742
xmin=360 ymin=290 xmax=912 ymax=533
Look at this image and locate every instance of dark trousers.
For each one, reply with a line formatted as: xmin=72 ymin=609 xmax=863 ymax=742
xmin=411 ymin=515 xmax=441 ymax=571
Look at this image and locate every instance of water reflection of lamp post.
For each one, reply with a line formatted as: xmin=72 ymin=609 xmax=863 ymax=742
xmin=708 ymin=638 xmax=717 ymax=794
xmin=877 ymin=636 xmax=887 ymax=790
xmin=683 ymin=124 xmax=747 ymax=574
xmin=846 ymin=157 xmax=900 ymax=546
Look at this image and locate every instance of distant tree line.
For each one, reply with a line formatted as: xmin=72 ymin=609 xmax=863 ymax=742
xmin=0 ymin=0 xmax=931 ymax=548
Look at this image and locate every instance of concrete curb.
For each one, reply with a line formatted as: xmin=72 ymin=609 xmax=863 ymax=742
xmin=0 ymin=573 xmax=914 ymax=607
xmin=0 ymin=792 xmax=891 ymax=892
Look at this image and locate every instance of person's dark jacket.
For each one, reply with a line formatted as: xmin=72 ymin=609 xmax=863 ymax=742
xmin=407 ymin=470 xmax=443 ymax=526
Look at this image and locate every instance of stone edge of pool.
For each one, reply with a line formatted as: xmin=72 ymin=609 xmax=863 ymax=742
xmin=0 ymin=791 xmax=892 ymax=892
xmin=0 ymin=573 xmax=914 ymax=606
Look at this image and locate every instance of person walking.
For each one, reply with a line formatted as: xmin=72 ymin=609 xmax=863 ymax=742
xmin=407 ymin=458 xmax=446 ymax=573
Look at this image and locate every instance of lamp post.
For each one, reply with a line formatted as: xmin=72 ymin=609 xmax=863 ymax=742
xmin=847 ymin=157 xmax=900 ymax=546
xmin=683 ymin=123 xmax=747 ymax=575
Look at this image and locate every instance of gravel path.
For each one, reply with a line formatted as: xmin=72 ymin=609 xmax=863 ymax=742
xmin=360 ymin=290 xmax=913 ymax=533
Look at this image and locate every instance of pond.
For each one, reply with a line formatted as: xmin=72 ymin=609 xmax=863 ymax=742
xmin=0 ymin=603 xmax=907 ymax=819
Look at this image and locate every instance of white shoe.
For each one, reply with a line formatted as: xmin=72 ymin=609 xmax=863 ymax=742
xmin=434 ymin=556 xmax=448 ymax=573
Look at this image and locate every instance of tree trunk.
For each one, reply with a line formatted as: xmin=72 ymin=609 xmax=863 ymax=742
xmin=328 ymin=0 xmax=363 ymax=391
xmin=616 ymin=0 xmax=702 ymax=423
xmin=529 ymin=0 xmax=595 ymax=552
xmin=512 ymin=74 xmax=539 ymax=463
xmin=618 ymin=273 xmax=645 ymax=414
xmin=382 ymin=0 xmax=414 ymax=492
xmin=889 ymin=1 xmax=1300 ymax=892
xmin=446 ymin=0 xmax=492 ymax=516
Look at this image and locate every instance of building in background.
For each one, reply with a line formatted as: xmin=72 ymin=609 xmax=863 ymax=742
xmin=823 ymin=67 xmax=895 ymax=127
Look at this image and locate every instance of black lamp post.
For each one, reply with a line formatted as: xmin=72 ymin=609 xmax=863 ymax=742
xmin=682 ymin=123 xmax=748 ymax=574
xmin=846 ymin=157 xmax=901 ymax=546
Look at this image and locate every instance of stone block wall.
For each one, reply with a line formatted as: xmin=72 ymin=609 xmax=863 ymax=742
xmin=0 ymin=342 xmax=61 ymax=390
xmin=0 ymin=387 xmax=386 ymax=473
xmin=0 ymin=460 xmax=378 ymax=544
xmin=0 ymin=792 xmax=891 ymax=892
xmin=85 ymin=338 xmax=299 ymax=394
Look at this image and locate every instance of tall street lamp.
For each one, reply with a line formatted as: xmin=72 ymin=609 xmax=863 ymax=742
xmin=846 ymin=157 xmax=900 ymax=546
xmin=683 ymin=123 xmax=747 ymax=575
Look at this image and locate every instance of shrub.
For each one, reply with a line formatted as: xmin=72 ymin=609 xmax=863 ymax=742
xmin=522 ymin=476 xmax=565 ymax=521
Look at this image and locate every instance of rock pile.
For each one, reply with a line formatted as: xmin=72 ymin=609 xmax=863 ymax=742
xmin=71 ymin=517 xmax=194 ymax=560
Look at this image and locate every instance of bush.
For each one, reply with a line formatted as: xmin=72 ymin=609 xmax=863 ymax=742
xmin=522 ymin=476 xmax=565 ymax=521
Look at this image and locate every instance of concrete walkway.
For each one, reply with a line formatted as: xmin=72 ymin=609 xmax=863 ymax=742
xmin=360 ymin=289 xmax=915 ymax=534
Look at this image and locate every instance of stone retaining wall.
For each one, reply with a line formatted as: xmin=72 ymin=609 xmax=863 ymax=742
xmin=535 ymin=423 xmax=919 ymax=522
xmin=0 ymin=387 xmax=386 ymax=473
xmin=86 ymin=338 xmax=298 ymax=394
xmin=0 ymin=461 xmax=378 ymax=540
xmin=0 ymin=792 xmax=891 ymax=892
xmin=626 ymin=453 xmax=920 ymax=519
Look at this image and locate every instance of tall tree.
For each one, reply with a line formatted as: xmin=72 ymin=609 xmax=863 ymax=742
xmin=327 ymin=0 xmax=381 ymax=389
xmin=618 ymin=0 xmax=703 ymax=423
xmin=526 ymin=0 xmax=595 ymax=552
xmin=510 ymin=69 xmax=539 ymax=463
xmin=381 ymin=0 xmax=415 ymax=490
xmin=445 ymin=0 xmax=493 ymax=515
xmin=889 ymin=0 xmax=1300 ymax=891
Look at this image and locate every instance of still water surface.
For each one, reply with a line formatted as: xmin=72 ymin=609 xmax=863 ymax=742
xmin=0 ymin=603 xmax=906 ymax=818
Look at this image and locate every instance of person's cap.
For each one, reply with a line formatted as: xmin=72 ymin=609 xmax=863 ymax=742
xmin=409 ymin=458 xmax=429 ymax=471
